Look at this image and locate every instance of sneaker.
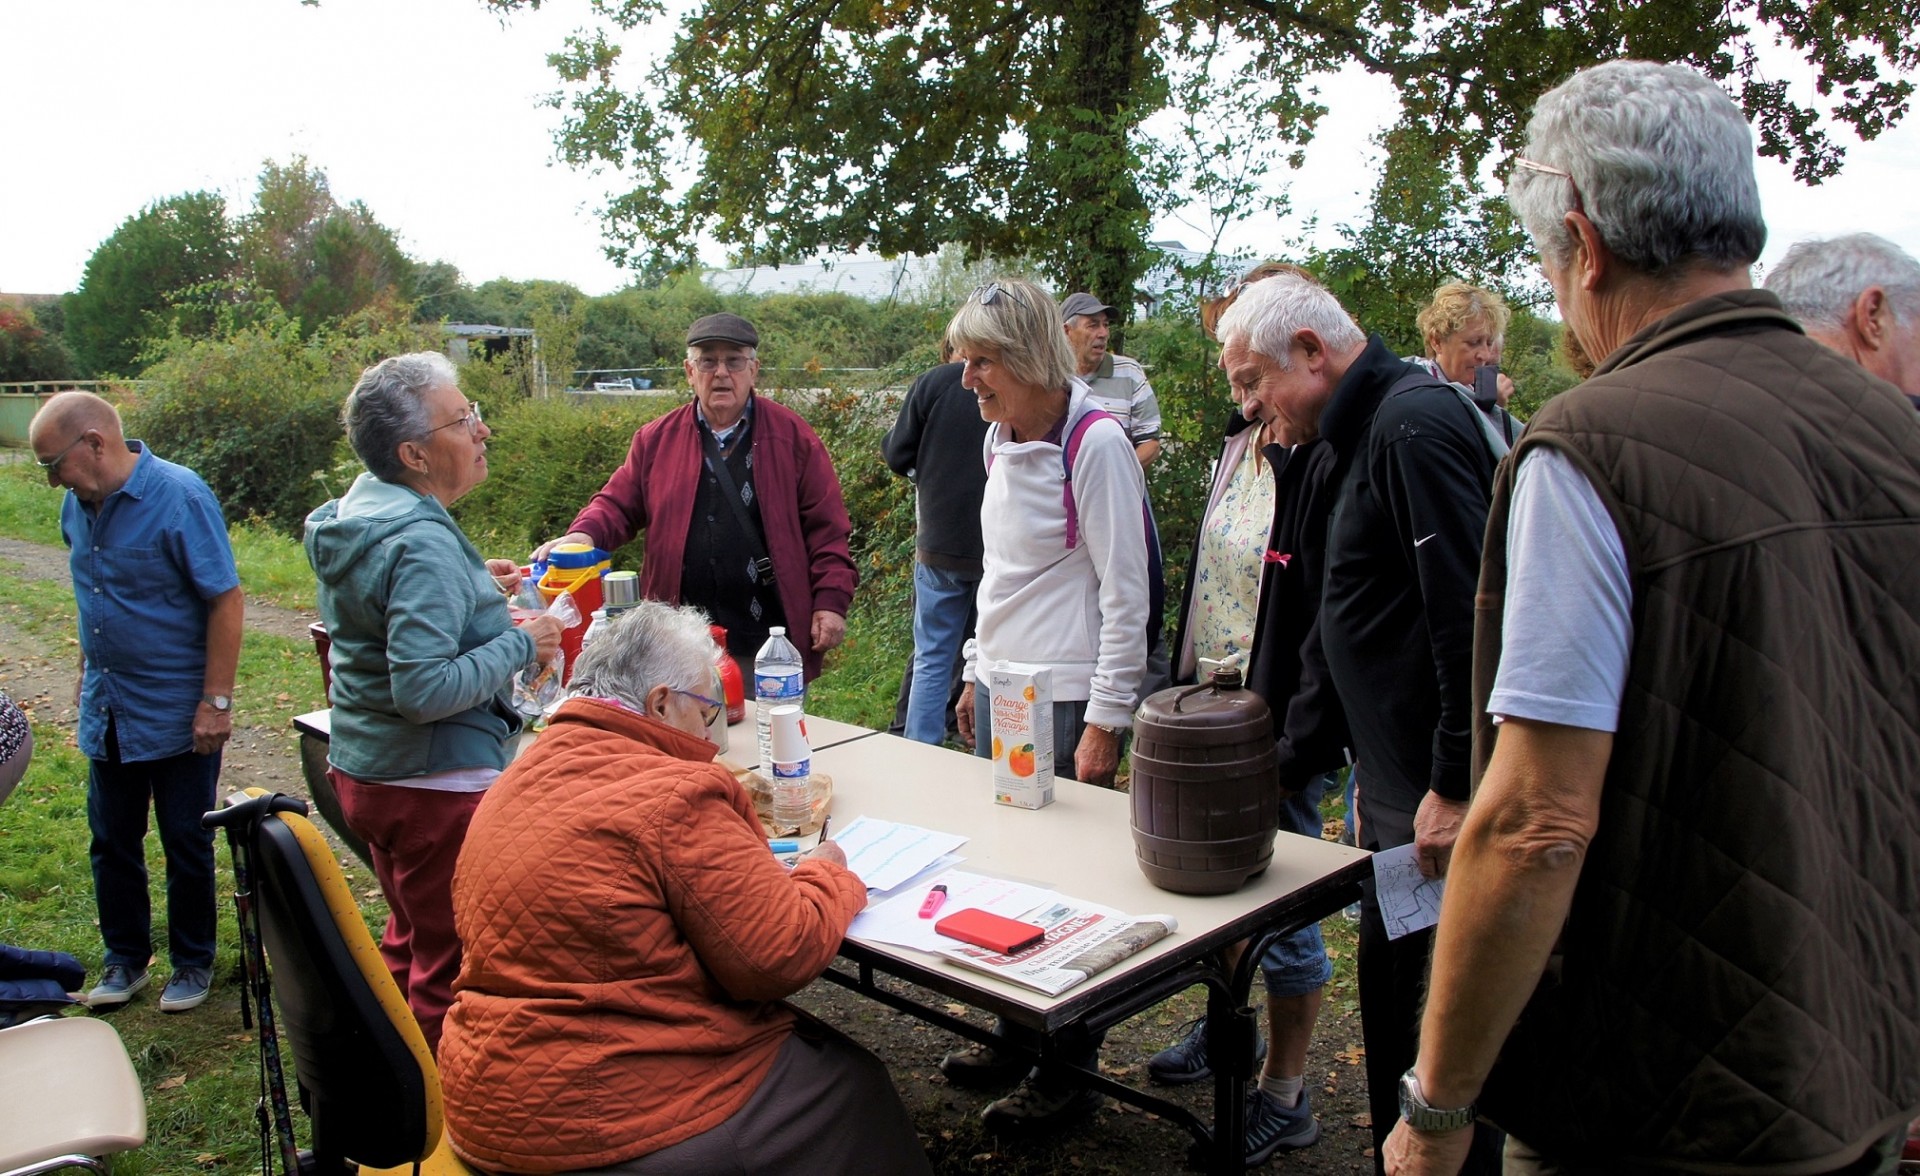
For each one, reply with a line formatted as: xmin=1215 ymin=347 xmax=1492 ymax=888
xmin=85 ymin=964 xmax=149 ymax=1008
xmin=159 ymin=966 xmax=212 ymax=1013
xmin=940 ymin=1041 xmax=1030 ymax=1089
xmin=1245 ymin=1088 xmax=1320 ymax=1165
xmin=980 ymin=1070 xmax=1104 ymax=1134
xmin=1147 ymin=1016 xmax=1268 ymax=1086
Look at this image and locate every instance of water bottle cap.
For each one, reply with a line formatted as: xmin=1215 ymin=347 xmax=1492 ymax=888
xmin=769 ymin=626 xmax=786 ymax=636
xmin=590 ymin=609 xmax=606 ymax=621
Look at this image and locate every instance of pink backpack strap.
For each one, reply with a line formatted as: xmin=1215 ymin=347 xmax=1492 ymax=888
xmin=1061 ymin=410 xmax=1118 ymax=549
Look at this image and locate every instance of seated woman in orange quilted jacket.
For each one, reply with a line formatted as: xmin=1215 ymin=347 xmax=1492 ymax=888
xmin=437 ymin=600 xmax=931 ymax=1175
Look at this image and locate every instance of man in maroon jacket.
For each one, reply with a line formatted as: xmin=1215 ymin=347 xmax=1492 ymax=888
xmin=536 ymin=313 xmax=857 ymax=681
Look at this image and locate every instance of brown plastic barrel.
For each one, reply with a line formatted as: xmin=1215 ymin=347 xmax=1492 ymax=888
xmin=1129 ymin=667 xmax=1281 ymax=894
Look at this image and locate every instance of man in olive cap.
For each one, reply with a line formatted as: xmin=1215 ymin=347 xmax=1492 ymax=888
xmin=1061 ymin=291 xmax=1164 ymax=468
xmin=538 ymin=312 xmax=856 ymax=681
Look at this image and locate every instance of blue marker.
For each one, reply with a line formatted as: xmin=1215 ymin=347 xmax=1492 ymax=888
xmin=768 ymin=840 xmax=801 ymax=854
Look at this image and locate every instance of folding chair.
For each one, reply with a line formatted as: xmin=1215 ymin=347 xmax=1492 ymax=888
xmin=206 ymin=791 xmax=476 ymax=1176
xmin=0 ymin=1015 xmax=146 ymax=1176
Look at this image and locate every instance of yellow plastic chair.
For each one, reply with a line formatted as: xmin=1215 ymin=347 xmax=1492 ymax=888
xmin=209 ymin=791 xmax=477 ymax=1175
xmin=0 ymin=1015 xmax=146 ymax=1175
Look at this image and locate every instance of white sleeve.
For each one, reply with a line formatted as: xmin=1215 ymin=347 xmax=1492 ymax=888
xmin=1486 ymin=448 xmax=1633 ymax=732
xmin=1072 ymin=422 xmax=1150 ymax=728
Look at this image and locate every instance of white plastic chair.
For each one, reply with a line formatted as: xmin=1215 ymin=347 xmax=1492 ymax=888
xmin=0 ymin=1016 xmax=146 ymax=1175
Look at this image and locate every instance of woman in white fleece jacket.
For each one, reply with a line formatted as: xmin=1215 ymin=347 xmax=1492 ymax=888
xmin=947 ymin=278 xmax=1150 ymax=790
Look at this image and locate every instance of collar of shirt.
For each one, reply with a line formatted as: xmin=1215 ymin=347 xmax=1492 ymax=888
xmin=696 ymin=400 xmax=754 ymax=450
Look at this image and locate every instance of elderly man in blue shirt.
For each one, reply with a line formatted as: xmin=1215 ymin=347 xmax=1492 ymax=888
xmin=29 ymin=391 xmax=244 ymax=1014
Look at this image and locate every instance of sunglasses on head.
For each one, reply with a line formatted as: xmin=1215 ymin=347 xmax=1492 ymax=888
xmin=970 ymin=282 xmax=1032 ymax=312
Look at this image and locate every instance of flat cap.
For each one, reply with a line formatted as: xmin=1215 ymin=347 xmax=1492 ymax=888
xmin=686 ymin=312 xmax=759 ymax=348
xmin=1059 ymin=292 xmax=1116 ymax=323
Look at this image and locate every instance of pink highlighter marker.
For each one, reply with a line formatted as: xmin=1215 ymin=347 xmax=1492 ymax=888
xmin=918 ymin=884 xmax=949 ymax=919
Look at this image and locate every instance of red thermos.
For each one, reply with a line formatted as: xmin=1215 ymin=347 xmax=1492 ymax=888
xmin=710 ymin=624 xmax=746 ymax=723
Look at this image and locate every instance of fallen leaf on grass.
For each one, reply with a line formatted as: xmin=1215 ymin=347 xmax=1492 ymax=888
xmin=943 ymin=1002 xmax=968 ymax=1017
xmin=1335 ymin=1045 xmax=1366 ymax=1065
xmin=969 ymin=1152 xmax=995 ymax=1163
xmin=1351 ymin=1112 xmax=1373 ymax=1128
xmin=157 ymin=1074 xmax=186 ymax=1090
xmin=195 ymin=1153 xmax=222 ymax=1166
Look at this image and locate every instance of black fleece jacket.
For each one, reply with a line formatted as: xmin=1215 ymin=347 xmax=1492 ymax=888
xmin=882 ymin=362 xmax=990 ymax=574
xmin=1319 ymin=336 xmax=1496 ymax=820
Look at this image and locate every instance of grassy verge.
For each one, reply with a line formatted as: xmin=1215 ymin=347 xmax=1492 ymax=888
xmin=0 ymin=570 xmax=355 ymax=1175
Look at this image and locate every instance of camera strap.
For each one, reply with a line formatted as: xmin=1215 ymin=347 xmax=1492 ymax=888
xmin=699 ymin=424 xmax=777 ymax=587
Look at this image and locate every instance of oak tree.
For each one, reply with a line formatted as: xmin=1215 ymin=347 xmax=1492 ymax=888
xmin=492 ymin=0 xmax=1918 ymax=313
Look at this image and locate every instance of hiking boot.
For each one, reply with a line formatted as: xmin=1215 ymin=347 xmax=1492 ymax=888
xmin=980 ymin=1070 xmax=1104 ymax=1134
xmin=939 ymin=1041 xmax=1030 ymax=1089
xmin=1147 ymin=1016 xmax=1268 ymax=1086
xmin=85 ymin=964 xmax=149 ymax=1008
xmin=159 ymin=966 xmax=212 ymax=1013
xmin=1245 ymin=1088 xmax=1320 ymax=1165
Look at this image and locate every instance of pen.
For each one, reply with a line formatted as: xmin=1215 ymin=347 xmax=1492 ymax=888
xmin=819 ymin=814 xmax=832 ymax=842
xmin=918 ymin=884 xmax=948 ymax=919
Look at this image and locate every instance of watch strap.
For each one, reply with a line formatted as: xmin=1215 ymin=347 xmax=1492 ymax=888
xmin=1399 ymin=1070 xmax=1475 ymax=1133
xmin=202 ymin=694 xmax=232 ymax=712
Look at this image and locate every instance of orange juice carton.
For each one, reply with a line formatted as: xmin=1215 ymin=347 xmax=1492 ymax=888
xmin=987 ymin=662 xmax=1054 ymax=809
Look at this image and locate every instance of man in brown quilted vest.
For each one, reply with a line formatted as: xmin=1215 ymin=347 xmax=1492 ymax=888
xmin=1385 ymin=60 xmax=1920 ymax=1175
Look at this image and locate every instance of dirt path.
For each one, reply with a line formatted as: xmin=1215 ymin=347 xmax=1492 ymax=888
xmin=0 ymin=536 xmax=1379 ymax=1174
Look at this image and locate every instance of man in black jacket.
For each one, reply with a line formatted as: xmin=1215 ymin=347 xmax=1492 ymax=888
xmin=882 ymin=357 xmax=991 ymax=744
xmin=1148 ymin=270 xmax=1356 ymax=1165
xmin=1214 ymin=273 xmax=1502 ymax=1174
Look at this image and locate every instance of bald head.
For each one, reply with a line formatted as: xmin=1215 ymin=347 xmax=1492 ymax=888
xmin=29 ymin=390 xmax=136 ymax=505
xmin=28 ymin=391 xmax=123 ymax=447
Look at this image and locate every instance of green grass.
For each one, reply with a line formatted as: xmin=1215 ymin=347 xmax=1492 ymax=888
xmin=0 ymin=460 xmax=65 ymax=546
xmin=0 ymin=570 xmax=358 ymax=1174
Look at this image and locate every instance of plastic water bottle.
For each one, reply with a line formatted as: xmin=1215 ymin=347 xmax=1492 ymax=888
xmin=768 ymin=704 xmax=811 ymax=830
xmin=579 ymin=608 xmax=608 ymax=654
xmin=754 ymin=627 xmax=805 ymax=767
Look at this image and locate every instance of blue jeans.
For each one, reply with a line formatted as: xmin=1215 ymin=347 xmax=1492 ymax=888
xmin=906 ymin=563 xmax=979 ymax=745
xmin=1258 ymin=771 xmax=1335 ymax=995
xmin=88 ymin=727 xmax=221 ymax=970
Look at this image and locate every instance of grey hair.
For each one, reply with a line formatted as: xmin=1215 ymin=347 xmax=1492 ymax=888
xmin=344 ymin=352 xmax=457 ymax=482
xmin=1765 ymin=233 xmax=1920 ymax=332
xmin=1215 ymin=270 xmax=1364 ymax=370
xmin=1508 ymin=60 xmax=1766 ymax=275
xmin=943 ymin=277 xmax=1076 ymax=392
xmin=566 ymin=600 xmax=716 ymax=710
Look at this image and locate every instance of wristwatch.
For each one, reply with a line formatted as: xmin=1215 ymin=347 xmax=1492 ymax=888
xmin=1086 ymin=721 xmax=1122 ymax=737
xmin=1398 ymin=1070 xmax=1475 ymax=1133
xmin=202 ymin=694 xmax=232 ymax=712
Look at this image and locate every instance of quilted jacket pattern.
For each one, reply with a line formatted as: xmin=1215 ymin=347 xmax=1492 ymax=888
xmin=1472 ymin=291 xmax=1920 ymax=1171
xmin=438 ymin=699 xmax=868 ymax=1173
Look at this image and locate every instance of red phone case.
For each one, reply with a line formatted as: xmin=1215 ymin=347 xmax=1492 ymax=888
xmin=935 ymin=908 xmax=1046 ymax=954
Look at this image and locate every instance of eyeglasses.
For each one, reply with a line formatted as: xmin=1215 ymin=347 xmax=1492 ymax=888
xmin=971 ymin=282 xmax=1031 ymax=312
xmin=692 ymin=355 xmax=755 ymax=374
xmin=1514 ymin=156 xmax=1586 ymax=216
xmin=427 ymin=402 xmax=484 ymax=438
xmin=36 ymin=432 xmax=90 ymax=474
xmin=673 ymin=688 xmax=725 ymax=728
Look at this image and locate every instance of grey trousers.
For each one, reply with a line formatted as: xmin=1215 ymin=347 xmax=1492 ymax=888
xmin=567 ymin=1012 xmax=933 ymax=1176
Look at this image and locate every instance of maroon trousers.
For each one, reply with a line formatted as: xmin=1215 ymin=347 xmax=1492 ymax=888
xmin=329 ymin=769 xmax=483 ymax=1055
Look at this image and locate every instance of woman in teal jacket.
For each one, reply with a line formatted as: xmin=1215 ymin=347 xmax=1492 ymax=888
xmin=304 ymin=351 xmax=561 ymax=1053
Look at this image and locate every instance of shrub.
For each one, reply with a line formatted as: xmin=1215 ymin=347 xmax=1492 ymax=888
xmin=127 ymin=310 xmax=442 ymax=534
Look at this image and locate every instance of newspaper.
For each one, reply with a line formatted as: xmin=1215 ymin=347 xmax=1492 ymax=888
xmin=937 ymin=898 xmax=1179 ymax=996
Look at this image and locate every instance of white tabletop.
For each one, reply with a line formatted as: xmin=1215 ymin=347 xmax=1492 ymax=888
xmin=294 ymin=708 xmax=882 ymax=771
xmin=813 ymin=733 xmax=1369 ymax=1030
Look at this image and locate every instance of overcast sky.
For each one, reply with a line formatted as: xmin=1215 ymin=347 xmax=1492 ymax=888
xmin=4 ymin=0 xmax=1917 ymax=298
